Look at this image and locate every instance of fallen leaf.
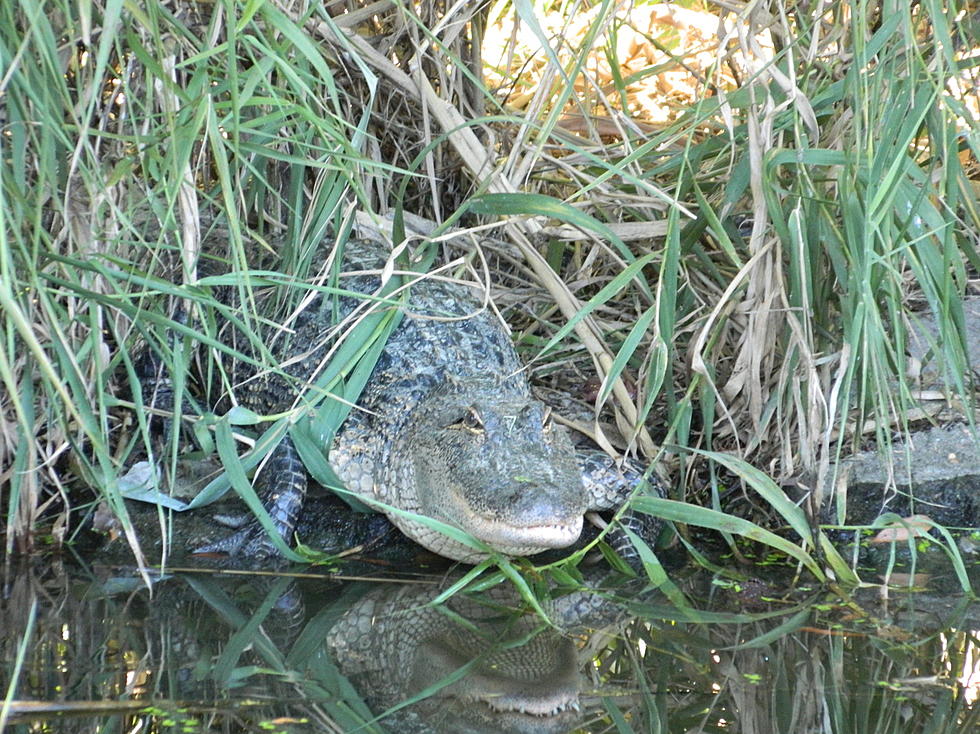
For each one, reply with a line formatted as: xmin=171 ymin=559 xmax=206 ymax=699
xmin=878 ymin=572 xmax=931 ymax=587
xmin=92 ymin=501 xmax=122 ymax=541
xmin=870 ymin=515 xmax=934 ymax=543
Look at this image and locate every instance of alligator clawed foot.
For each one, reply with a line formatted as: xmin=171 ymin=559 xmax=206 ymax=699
xmin=193 ymin=521 xmax=285 ymax=563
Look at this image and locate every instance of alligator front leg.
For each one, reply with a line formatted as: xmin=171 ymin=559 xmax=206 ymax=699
xmin=195 ymin=435 xmax=307 ymax=561
xmin=577 ymin=449 xmax=666 ymax=565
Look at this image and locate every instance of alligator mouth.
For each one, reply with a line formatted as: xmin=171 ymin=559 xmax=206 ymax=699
xmin=475 ymin=692 xmax=582 ymax=717
xmin=433 ymin=486 xmax=585 ymax=553
xmin=469 ymin=515 xmax=584 ymax=551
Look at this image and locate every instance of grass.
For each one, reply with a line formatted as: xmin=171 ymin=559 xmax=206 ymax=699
xmin=0 ymin=0 xmax=977 ymax=593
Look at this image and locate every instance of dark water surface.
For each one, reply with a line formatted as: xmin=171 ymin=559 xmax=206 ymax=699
xmin=1 ymin=554 xmax=977 ymax=734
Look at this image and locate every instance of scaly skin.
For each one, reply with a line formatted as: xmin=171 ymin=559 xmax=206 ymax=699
xmin=148 ymin=235 xmax=660 ymax=562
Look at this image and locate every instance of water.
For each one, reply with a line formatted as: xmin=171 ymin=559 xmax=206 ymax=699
xmin=1 ymin=553 xmax=977 ymax=733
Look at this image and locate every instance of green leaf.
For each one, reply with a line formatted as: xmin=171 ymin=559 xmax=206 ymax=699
xmin=633 ymin=496 xmax=825 ymax=582
xmin=692 ymin=449 xmax=815 ymax=547
xmin=468 ymin=192 xmax=650 ymax=292
xmin=226 ymin=405 xmax=262 ymax=425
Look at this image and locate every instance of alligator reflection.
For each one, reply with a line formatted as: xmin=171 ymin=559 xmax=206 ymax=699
xmin=2 ymin=560 xmax=979 ymax=733
xmin=325 ymin=574 xmax=626 ymax=733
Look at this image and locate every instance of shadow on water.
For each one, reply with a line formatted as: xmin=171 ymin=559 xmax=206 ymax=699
xmin=1 ymin=554 xmax=978 ymax=734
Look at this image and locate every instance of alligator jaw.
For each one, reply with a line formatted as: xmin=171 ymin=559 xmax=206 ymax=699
xmin=466 ymin=514 xmax=584 ymax=551
xmin=430 ymin=485 xmax=586 ymax=555
xmin=416 ymin=634 xmax=583 ymax=723
xmin=477 ymin=692 xmax=582 ymax=717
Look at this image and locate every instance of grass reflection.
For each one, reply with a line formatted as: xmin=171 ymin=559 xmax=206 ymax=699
xmin=1 ymin=560 xmax=977 ymax=733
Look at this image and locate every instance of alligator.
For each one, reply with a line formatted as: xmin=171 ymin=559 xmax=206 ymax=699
xmin=140 ymin=226 xmax=662 ymax=563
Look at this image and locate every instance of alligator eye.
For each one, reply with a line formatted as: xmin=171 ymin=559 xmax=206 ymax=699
xmin=462 ymin=407 xmax=483 ymax=431
xmin=450 ymin=407 xmax=484 ymax=433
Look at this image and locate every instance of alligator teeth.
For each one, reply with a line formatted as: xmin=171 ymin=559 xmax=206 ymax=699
xmin=486 ymin=698 xmax=581 ymax=717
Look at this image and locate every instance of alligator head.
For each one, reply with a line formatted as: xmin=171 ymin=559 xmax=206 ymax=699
xmin=382 ymin=377 xmax=588 ymax=562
